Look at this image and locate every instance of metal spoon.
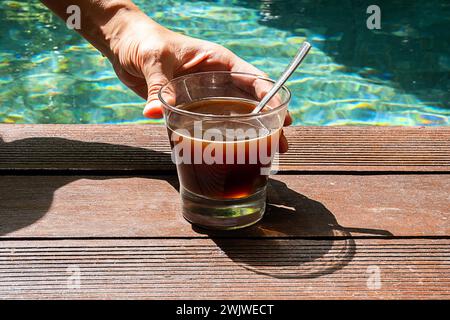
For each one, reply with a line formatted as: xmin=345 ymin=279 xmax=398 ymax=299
xmin=252 ymin=41 xmax=311 ymax=114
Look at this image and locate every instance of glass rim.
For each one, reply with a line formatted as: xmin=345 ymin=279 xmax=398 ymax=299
xmin=158 ymin=71 xmax=291 ymax=120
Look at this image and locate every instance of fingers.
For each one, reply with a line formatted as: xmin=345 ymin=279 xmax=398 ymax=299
xmin=143 ymin=66 xmax=170 ymax=119
xmin=284 ymin=111 xmax=292 ymax=126
xmin=229 ymin=53 xmax=266 ymax=77
xmin=112 ymin=59 xmax=148 ymax=100
xmin=128 ymin=83 xmax=147 ymax=101
xmin=279 ymin=129 xmax=289 ymax=153
xmin=229 ymin=51 xmax=291 ymax=152
xmin=143 ymin=100 xmax=163 ymax=118
xmin=280 ymin=112 xmax=292 ymax=153
xmin=229 ymin=53 xmax=287 ymax=111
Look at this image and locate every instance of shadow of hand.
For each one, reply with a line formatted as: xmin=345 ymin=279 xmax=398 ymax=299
xmin=0 ymin=136 xmax=175 ymax=236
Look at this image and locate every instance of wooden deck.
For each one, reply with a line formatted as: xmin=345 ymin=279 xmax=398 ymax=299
xmin=0 ymin=124 xmax=449 ymax=299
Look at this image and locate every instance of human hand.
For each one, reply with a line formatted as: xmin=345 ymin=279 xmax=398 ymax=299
xmin=107 ymin=9 xmax=292 ymax=152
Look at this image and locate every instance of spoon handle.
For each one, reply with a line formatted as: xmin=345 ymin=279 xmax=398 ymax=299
xmin=252 ymin=41 xmax=311 ymax=114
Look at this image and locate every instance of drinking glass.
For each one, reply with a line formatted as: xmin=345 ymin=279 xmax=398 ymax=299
xmin=159 ymin=71 xmax=290 ymax=230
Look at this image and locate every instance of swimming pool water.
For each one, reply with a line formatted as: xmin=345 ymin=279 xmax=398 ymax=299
xmin=0 ymin=0 xmax=449 ymax=125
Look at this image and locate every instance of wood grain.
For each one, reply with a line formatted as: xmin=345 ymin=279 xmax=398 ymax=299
xmin=1 ymin=125 xmax=449 ymax=172
xmin=0 ymin=238 xmax=448 ymax=299
xmin=1 ymin=174 xmax=448 ymax=238
xmin=1 ymin=125 xmax=449 ymax=300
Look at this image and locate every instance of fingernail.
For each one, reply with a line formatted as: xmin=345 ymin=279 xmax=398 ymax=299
xmin=143 ymin=100 xmax=163 ymax=119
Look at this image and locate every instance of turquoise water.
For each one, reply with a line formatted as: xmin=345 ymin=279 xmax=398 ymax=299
xmin=0 ymin=0 xmax=448 ymax=125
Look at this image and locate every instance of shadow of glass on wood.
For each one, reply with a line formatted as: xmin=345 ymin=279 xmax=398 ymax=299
xmin=194 ymin=178 xmax=393 ymax=279
xmin=1 ymin=135 xmax=392 ymax=280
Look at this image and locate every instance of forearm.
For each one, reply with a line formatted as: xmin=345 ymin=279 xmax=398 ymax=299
xmin=41 ymin=0 xmax=162 ymax=59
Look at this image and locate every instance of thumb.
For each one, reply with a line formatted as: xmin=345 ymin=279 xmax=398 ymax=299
xmin=143 ymin=69 xmax=170 ymax=119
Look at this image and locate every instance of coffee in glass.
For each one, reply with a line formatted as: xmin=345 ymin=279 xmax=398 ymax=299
xmin=159 ymin=72 xmax=290 ymax=229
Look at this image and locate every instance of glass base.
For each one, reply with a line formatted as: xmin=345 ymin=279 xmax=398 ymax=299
xmin=181 ymin=187 xmax=266 ymax=230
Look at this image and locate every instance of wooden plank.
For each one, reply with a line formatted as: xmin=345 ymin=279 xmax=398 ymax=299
xmin=0 ymin=238 xmax=448 ymax=299
xmin=1 ymin=174 xmax=448 ymax=238
xmin=0 ymin=124 xmax=172 ymax=171
xmin=1 ymin=125 xmax=449 ymax=172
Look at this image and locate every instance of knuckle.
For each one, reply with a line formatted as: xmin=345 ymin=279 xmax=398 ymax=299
xmin=140 ymin=47 xmax=160 ymax=65
xmin=147 ymin=81 xmax=165 ymax=97
xmin=140 ymin=42 xmax=172 ymax=65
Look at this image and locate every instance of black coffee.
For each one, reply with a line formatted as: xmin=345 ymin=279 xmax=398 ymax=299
xmin=168 ymin=98 xmax=279 ymax=200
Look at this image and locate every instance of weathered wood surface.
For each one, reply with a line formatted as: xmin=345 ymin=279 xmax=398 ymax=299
xmin=1 ymin=125 xmax=449 ymax=172
xmin=1 ymin=125 xmax=449 ymax=300
xmin=0 ymin=174 xmax=448 ymax=238
xmin=1 ymin=239 xmax=449 ymax=299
